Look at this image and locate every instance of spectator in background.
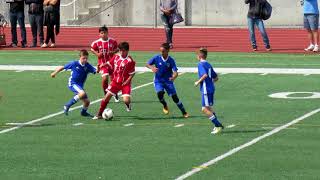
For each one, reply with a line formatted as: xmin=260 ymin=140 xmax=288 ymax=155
xmin=7 ymin=0 xmax=27 ymax=48
xmin=302 ymin=0 xmax=319 ymax=52
xmin=42 ymin=0 xmax=60 ymax=48
xmin=160 ymin=0 xmax=177 ymax=49
xmin=245 ymin=0 xmax=271 ymax=51
xmin=0 ymin=13 xmax=8 ymax=27
xmin=26 ymin=0 xmax=44 ymax=48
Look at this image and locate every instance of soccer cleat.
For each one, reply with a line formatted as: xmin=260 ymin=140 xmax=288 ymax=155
xmin=92 ymin=115 xmax=103 ymax=120
xmin=305 ymin=44 xmax=315 ymax=51
xmin=211 ymin=126 xmax=223 ymax=135
xmin=63 ymin=106 xmax=70 ymax=116
xmin=81 ymin=111 xmax=93 ymax=117
xmin=183 ymin=113 xmax=190 ymax=118
xmin=313 ymin=45 xmax=319 ymax=52
xmin=113 ymin=94 xmax=120 ymax=103
xmin=163 ymin=106 xmax=169 ymax=115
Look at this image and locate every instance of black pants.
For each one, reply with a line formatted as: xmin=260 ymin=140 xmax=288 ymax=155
xmin=29 ymin=13 xmax=44 ymax=45
xmin=161 ymin=14 xmax=173 ymax=44
xmin=9 ymin=11 xmax=27 ymax=45
xmin=45 ymin=23 xmax=55 ymax=44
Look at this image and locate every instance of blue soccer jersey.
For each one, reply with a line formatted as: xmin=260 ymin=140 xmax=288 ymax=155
xmin=147 ymin=55 xmax=178 ymax=83
xmin=64 ymin=60 xmax=96 ymax=87
xmin=197 ymin=60 xmax=217 ymax=94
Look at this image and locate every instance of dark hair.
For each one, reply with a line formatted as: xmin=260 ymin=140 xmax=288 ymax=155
xmin=99 ymin=25 xmax=108 ymax=33
xmin=161 ymin=43 xmax=170 ymax=50
xmin=79 ymin=49 xmax=89 ymax=56
xmin=118 ymin=42 xmax=130 ymax=51
xmin=199 ymin=48 xmax=208 ymax=58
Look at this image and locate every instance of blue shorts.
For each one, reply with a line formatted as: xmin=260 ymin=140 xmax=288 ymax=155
xmin=304 ymin=14 xmax=319 ymax=31
xmin=68 ymin=84 xmax=84 ymax=95
xmin=154 ymin=82 xmax=177 ymax=96
xmin=202 ymin=93 xmax=214 ymax=107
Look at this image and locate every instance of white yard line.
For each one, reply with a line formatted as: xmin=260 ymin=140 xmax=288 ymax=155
xmin=174 ymin=124 xmax=185 ymax=128
xmin=0 ymin=81 xmax=155 ymax=134
xmin=123 ymin=123 xmax=135 ymax=127
xmin=72 ymin=123 xmax=84 ymax=126
xmin=1 ymin=65 xmax=320 ymax=75
xmin=226 ymin=124 xmax=236 ymax=129
xmin=175 ymin=108 xmax=320 ymax=180
xmin=262 ymin=126 xmax=298 ymax=130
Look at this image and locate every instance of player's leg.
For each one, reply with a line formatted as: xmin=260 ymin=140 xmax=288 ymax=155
xmin=64 ymin=84 xmax=84 ymax=115
xmin=93 ymin=82 xmax=119 ymax=119
xmin=155 ymin=83 xmax=169 ymax=114
xmin=201 ymin=93 xmax=223 ymax=134
xmin=109 ymin=74 xmax=120 ymax=102
xmin=167 ymin=83 xmax=188 ymax=118
xmin=122 ymin=84 xmax=132 ymax=112
xmin=100 ymin=67 xmax=109 ymax=95
xmin=80 ymin=93 xmax=93 ymax=117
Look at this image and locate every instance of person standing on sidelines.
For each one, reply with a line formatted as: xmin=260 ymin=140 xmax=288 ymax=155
xmin=25 ymin=0 xmax=44 ymax=47
xmin=245 ymin=0 xmax=271 ymax=51
xmin=6 ymin=0 xmax=27 ymax=48
xmin=160 ymin=0 xmax=177 ymax=49
xmin=302 ymin=0 xmax=319 ymax=52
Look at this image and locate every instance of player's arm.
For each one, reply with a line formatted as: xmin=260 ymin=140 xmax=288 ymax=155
xmin=146 ymin=57 xmax=158 ymax=73
xmin=194 ymin=74 xmax=208 ymax=87
xmin=122 ymin=73 xmax=135 ymax=86
xmin=51 ymin=66 xmax=64 ymax=78
xmin=169 ymin=60 xmax=179 ymax=81
xmin=123 ymin=61 xmax=136 ymax=86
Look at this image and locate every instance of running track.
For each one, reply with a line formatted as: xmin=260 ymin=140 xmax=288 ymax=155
xmin=0 ymin=27 xmax=309 ymax=53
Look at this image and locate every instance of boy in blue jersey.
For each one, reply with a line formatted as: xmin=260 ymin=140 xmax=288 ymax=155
xmin=51 ymin=49 xmax=96 ymax=117
xmin=146 ymin=43 xmax=189 ymax=118
xmin=194 ymin=48 xmax=224 ymax=134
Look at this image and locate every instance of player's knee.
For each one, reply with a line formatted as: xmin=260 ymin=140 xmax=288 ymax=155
xmin=157 ymin=91 xmax=165 ymax=100
xmin=171 ymin=94 xmax=179 ymax=104
xmin=123 ymin=96 xmax=130 ymax=104
xmin=78 ymin=91 xmax=87 ymax=99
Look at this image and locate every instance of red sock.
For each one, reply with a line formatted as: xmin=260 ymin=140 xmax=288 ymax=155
xmin=98 ymin=99 xmax=109 ymax=116
xmin=102 ymin=81 xmax=108 ymax=95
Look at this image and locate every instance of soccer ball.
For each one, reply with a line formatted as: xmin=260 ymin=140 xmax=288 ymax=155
xmin=102 ymin=108 xmax=114 ymax=120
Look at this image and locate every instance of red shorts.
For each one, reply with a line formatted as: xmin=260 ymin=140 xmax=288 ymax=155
xmin=107 ymin=81 xmax=131 ymax=96
xmin=99 ymin=66 xmax=111 ymax=77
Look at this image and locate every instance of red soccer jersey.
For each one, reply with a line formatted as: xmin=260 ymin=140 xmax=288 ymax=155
xmin=91 ymin=38 xmax=118 ymax=65
xmin=109 ymin=54 xmax=136 ymax=84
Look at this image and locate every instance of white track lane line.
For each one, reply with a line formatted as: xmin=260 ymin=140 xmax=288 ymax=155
xmin=175 ymin=108 xmax=320 ymax=180
xmin=0 ymin=81 xmax=155 ymax=134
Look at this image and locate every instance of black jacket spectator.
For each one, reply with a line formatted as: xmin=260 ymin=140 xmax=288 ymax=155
xmin=7 ymin=0 xmax=27 ymax=47
xmin=26 ymin=0 xmax=44 ymax=47
xmin=42 ymin=0 xmax=60 ymax=48
xmin=245 ymin=0 xmax=266 ymax=18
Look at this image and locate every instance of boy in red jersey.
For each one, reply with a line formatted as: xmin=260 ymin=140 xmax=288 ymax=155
xmin=93 ymin=42 xmax=136 ymax=120
xmin=91 ymin=25 xmax=119 ymax=102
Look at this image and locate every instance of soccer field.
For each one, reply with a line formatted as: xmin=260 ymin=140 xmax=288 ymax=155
xmin=0 ymin=51 xmax=320 ymax=180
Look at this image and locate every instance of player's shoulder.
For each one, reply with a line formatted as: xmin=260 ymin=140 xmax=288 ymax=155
xmin=127 ymin=55 xmax=135 ymax=62
xmin=91 ymin=38 xmax=101 ymax=44
xmin=109 ymin=37 xmax=117 ymax=43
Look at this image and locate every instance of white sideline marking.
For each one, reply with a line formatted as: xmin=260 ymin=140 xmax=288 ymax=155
xmin=262 ymin=126 xmax=297 ymax=130
xmin=15 ymin=70 xmax=24 ymax=73
xmin=175 ymin=108 xmax=320 ymax=180
xmin=260 ymin=73 xmax=268 ymax=76
xmin=226 ymin=124 xmax=236 ymax=129
xmin=0 ymin=81 xmax=155 ymax=134
xmin=2 ymin=65 xmax=320 ymax=75
xmin=174 ymin=124 xmax=185 ymax=128
xmin=123 ymin=123 xmax=134 ymax=127
xmin=304 ymin=74 xmax=310 ymax=76
xmin=73 ymin=123 xmax=84 ymax=126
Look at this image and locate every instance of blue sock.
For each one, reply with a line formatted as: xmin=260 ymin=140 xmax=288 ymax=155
xmin=65 ymin=95 xmax=79 ymax=108
xmin=176 ymin=102 xmax=187 ymax=114
xmin=209 ymin=114 xmax=222 ymax=127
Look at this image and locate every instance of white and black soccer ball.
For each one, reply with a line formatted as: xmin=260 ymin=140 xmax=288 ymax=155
xmin=102 ymin=108 xmax=114 ymax=120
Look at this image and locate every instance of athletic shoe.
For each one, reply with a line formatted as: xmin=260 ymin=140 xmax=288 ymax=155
xmin=114 ymin=94 xmax=120 ymax=103
xmin=266 ymin=48 xmax=272 ymax=52
xmin=183 ymin=113 xmax=190 ymax=118
xmin=92 ymin=115 xmax=103 ymax=120
xmin=163 ymin=106 xmax=169 ymax=115
xmin=63 ymin=105 xmax=70 ymax=116
xmin=305 ymin=44 xmax=315 ymax=51
xmin=50 ymin=43 xmax=56 ymax=48
xmin=41 ymin=43 xmax=48 ymax=48
xmin=10 ymin=43 xmax=17 ymax=48
xmin=81 ymin=111 xmax=93 ymax=117
xmin=313 ymin=45 xmax=319 ymax=52
xmin=169 ymin=43 xmax=173 ymax=49
xmin=211 ymin=126 xmax=223 ymax=135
